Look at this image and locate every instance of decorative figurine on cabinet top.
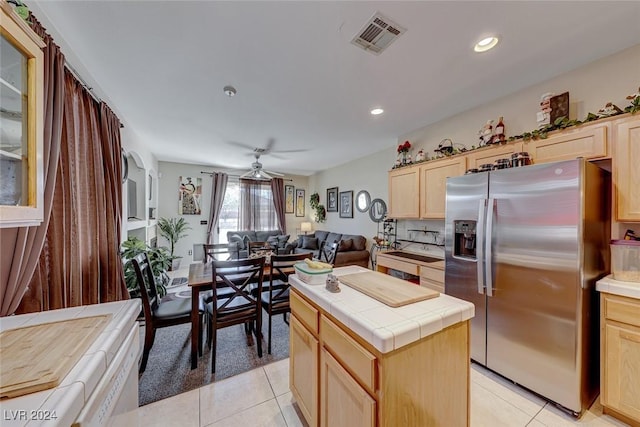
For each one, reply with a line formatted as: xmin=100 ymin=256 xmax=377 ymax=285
xmin=415 ymin=149 xmax=426 ymax=162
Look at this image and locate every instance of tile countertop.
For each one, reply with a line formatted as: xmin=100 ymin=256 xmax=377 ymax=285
xmin=0 ymin=299 xmax=140 ymax=427
xmin=596 ymin=274 xmax=640 ymax=299
xmin=290 ymin=266 xmax=474 ymax=354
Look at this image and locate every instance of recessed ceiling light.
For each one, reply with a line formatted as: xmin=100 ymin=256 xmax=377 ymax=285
xmin=223 ymin=85 xmax=236 ymax=97
xmin=371 ymin=108 xmax=384 ymax=115
xmin=474 ymin=36 xmax=499 ymax=53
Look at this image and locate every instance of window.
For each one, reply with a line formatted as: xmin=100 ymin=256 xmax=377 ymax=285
xmin=218 ymin=179 xmax=276 ymax=243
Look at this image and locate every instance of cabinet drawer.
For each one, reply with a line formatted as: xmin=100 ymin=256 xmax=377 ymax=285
xmin=419 ymin=266 xmax=444 ymax=283
xmin=603 ymin=294 xmax=640 ymax=328
xmin=420 ymin=278 xmax=444 ymax=294
xmin=291 ymin=290 xmax=319 ymax=334
xmin=376 ymin=256 xmax=419 ymax=275
xmin=320 ymin=315 xmax=377 ymax=392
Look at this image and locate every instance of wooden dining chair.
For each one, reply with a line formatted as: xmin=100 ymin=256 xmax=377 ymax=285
xmin=320 ymin=241 xmax=340 ymax=266
xmin=206 ymin=257 xmax=265 ymax=373
xmin=131 ymin=252 xmax=205 ymax=373
xmin=259 ymin=252 xmax=312 ymax=354
xmin=202 ymin=243 xmax=239 ymax=263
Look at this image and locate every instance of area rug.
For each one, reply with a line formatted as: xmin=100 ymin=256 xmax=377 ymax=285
xmin=138 ymin=283 xmax=290 ymax=406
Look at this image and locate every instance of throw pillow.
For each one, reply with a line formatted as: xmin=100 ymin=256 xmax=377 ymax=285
xmin=276 ymin=234 xmax=290 ymax=248
xmin=301 ymin=236 xmax=319 ymax=250
xmin=229 ymin=233 xmax=245 ymax=250
xmin=267 ymin=235 xmax=280 ymax=250
xmin=338 ymin=239 xmax=353 ymax=252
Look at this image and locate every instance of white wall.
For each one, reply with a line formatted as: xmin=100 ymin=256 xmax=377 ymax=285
xmin=157 ymin=161 xmax=310 ymax=263
xmin=309 ymin=43 xmax=640 ymax=245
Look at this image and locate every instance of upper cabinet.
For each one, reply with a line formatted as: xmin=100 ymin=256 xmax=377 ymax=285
xmin=419 ymin=156 xmax=466 ymax=219
xmin=0 ymin=2 xmax=45 ymax=228
xmin=388 ymin=167 xmax=420 ymax=218
xmin=523 ymin=122 xmax=609 ymax=164
xmin=465 ymin=142 xmax=523 ymax=169
xmin=612 ymin=115 xmax=640 ymax=222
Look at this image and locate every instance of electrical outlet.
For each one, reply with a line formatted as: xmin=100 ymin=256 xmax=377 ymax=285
xmin=188 ymin=249 xmax=192 ymax=256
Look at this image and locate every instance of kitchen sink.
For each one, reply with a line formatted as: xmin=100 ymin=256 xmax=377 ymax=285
xmin=383 ymin=251 xmax=442 ymax=263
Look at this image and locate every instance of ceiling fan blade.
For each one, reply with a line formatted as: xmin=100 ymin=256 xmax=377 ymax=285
xmin=264 ymin=138 xmax=276 ymax=153
xmin=228 ymin=140 xmax=257 ymax=151
xmin=257 ymin=170 xmax=273 ymax=179
xmin=271 ymin=148 xmax=310 ymax=154
xmin=265 ymin=169 xmax=284 ymax=176
xmin=239 ymin=170 xmax=253 ymax=178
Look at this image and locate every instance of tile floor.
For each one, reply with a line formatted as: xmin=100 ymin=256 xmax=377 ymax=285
xmin=112 ymin=359 xmax=630 ymax=427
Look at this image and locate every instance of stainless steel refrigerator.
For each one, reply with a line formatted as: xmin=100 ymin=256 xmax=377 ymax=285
xmin=444 ymin=158 xmax=609 ymax=415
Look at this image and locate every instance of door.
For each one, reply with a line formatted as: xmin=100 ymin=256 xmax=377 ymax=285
xmin=320 ymin=348 xmax=376 ymax=427
xmin=445 ymin=172 xmax=488 ymax=364
xmin=290 ymin=316 xmax=319 ymax=427
xmin=485 ymin=160 xmax=583 ymax=412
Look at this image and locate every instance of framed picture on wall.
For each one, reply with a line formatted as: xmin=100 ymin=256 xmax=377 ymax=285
xmin=285 ymin=184 xmax=295 ymax=214
xmin=295 ymin=189 xmax=305 ymax=217
xmin=326 ymin=187 xmax=338 ymax=212
xmin=339 ymin=190 xmax=353 ymax=218
xmin=178 ymin=176 xmax=202 ymax=215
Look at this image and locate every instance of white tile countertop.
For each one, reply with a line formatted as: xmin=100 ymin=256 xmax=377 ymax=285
xmin=290 ymin=266 xmax=474 ymax=354
xmin=0 ymin=299 xmax=140 ymax=427
xmin=596 ymin=274 xmax=640 ymax=300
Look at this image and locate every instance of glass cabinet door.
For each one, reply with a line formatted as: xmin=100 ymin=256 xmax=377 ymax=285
xmin=0 ymin=3 xmax=44 ymax=227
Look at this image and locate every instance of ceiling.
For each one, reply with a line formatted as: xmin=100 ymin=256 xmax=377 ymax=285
xmin=27 ymin=1 xmax=640 ymax=176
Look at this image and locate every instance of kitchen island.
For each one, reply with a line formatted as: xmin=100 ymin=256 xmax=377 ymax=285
xmin=289 ymin=266 xmax=474 ymax=427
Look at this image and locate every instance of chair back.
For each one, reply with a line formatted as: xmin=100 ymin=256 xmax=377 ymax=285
xmin=321 ymin=241 xmax=340 ymax=266
xmin=268 ymin=252 xmax=313 ymax=302
xmin=212 ymin=257 xmax=265 ymax=315
xmin=131 ymin=252 xmax=160 ymax=321
xmin=203 ymin=243 xmax=239 ymax=263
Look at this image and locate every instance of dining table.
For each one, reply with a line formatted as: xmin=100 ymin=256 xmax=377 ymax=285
xmin=187 ymin=260 xmax=294 ymax=369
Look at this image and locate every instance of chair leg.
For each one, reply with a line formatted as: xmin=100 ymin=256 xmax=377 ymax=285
xmin=198 ymin=313 xmax=204 ymax=357
xmin=211 ymin=319 xmax=217 ymax=374
xmin=140 ymin=327 xmax=156 ymax=373
xmin=267 ymin=313 xmax=273 ymax=354
xmin=255 ymin=314 xmax=263 ymax=358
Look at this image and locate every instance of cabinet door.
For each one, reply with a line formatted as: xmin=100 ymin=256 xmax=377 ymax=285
xmin=523 ymin=123 xmax=609 ymax=164
xmin=290 ymin=316 xmax=319 ymax=427
xmin=603 ymin=323 xmax=640 ymax=422
xmin=0 ymin=4 xmax=44 ymax=227
xmin=420 ymin=156 xmax=466 ymax=219
xmin=388 ymin=166 xmax=419 ymax=218
xmin=465 ymin=142 xmax=523 ymax=169
xmin=613 ymin=116 xmax=640 ymax=221
xmin=320 ymin=348 xmax=376 ymax=427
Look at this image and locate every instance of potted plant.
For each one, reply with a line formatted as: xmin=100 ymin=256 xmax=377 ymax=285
xmin=121 ymin=237 xmax=171 ymax=298
xmin=157 ymin=217 xmax=191 ymax=270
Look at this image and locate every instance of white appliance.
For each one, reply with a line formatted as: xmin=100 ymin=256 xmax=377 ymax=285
xmin=0 ymin=300 xmax=140 ymax=426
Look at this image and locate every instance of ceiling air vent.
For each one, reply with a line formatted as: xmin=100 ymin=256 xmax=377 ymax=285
xmin=351 ymin=12 xmax=406 ymax=55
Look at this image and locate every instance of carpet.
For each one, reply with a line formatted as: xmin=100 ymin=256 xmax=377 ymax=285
xmin=138 ymin=283 xmax=290 ymax=406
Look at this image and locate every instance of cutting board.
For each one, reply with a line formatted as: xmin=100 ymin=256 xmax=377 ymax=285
xmin=0 ymin=314 xmax=111 ymax=399
xmin=339 ymin=271 xmax=439 ymax=307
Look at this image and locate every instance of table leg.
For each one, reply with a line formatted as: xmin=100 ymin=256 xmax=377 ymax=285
xmin=191 ymin=288 xmax=199 ymax=369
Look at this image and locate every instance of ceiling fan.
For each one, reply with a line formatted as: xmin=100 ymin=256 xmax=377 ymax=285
xmin=239 ymin=151 xmax=284 ymax=180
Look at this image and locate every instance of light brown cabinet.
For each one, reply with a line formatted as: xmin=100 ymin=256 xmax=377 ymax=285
xmin=523 ymin=122 xmax=609 ymax=164
xmin=612 ymin=115 xmax=640 ymax=222
xmin=388 ymin=166 xmax=420 ymax=218
xmin=600 ymin=292 xmax=640 ymax=425
xmin=419 ymin=156 xmax=466 ymax=219
xmin=0 ymin=2 xmax=45 ymax=227
xmin=291 ymin=288 xmax=470 ymax=427
xmin=419 ymin=263 xmax=445 ymax=293
xmin=464 ymin=142 xmax=523 ymax=169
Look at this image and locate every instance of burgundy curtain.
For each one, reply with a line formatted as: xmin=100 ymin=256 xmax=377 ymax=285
xmin=0 ymin=16 xmax=64 ymax=316
xmin=17 ymin=69 xmax=126 ymax=313
xmin=270 ymin=178 xmax=286 ymax=233
xmin=206 ymin=172 xmax=229 ymax=243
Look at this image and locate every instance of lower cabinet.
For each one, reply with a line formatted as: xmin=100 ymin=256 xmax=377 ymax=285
xmin=419 ymin=263 xmax=445 ymax=293
xmin=320 ymin=349 xmax=376 ymax=427
xmin=601 ymin=293 xmax=640 ymax=425
xmin=290 ymin=288 xmax=470 ymax=427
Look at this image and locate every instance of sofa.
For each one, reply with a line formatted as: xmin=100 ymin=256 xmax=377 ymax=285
xmin=288 ymin=230 xmax=369 ymax=268
xmin=227 ymin=230 xmax=291 ymax=258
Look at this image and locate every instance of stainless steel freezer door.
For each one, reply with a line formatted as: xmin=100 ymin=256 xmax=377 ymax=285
xmin=485 ymin=160 xmax=583 ymax=412
xmin=445 ymin=172 xmax=488 ymax=365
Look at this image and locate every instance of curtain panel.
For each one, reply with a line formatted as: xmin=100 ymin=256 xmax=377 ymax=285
xmin=0 ymin=16 xmax=65 ymax=316
xmin=239 ymin=179 xmax=276 ymax=231
xmin=16 ymin=69 xmax=125 ymax=313
xmin=270 ymin=178 xmax=286 ymax=233
xmin=206 ymin=172 xmax=229 ymax=243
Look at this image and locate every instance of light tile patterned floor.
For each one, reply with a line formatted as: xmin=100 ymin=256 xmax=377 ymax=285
xmin=112 ymin=359 xmax=630 ymax=426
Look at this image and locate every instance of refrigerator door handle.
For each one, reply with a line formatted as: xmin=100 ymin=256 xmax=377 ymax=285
xmin=476 ymin=199 xmax=487 ymax=295
xmin=485 ymin=198 xmax=496 ymax=297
